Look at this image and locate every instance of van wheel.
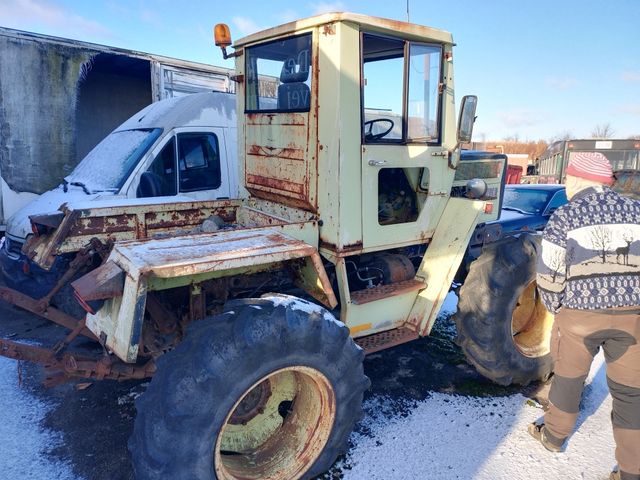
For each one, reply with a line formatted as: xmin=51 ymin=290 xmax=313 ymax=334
xmin=454 ymin=234 xmax=554 ymax=386
xmin=129 ymin=294 xmax=369 ymax=480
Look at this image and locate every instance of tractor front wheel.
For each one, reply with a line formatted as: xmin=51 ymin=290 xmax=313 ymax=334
xmin=129 ymin=294 xmax=369 ymax=480
xmin=454 ymin=234 xmax=554 ymax=386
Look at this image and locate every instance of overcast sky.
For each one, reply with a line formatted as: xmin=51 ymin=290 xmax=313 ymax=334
xmin=1 ymin=0 xmax=639 ymax=141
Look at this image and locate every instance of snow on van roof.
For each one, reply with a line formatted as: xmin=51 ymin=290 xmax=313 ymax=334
xmin=115 ymin=91 xmax=236 ymax=131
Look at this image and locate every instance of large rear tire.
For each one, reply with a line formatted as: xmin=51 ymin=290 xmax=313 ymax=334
xmin=454 ymin=234 xmax=554 ymax=386
xmin=129 ymin=294 xmax=369 ymax=480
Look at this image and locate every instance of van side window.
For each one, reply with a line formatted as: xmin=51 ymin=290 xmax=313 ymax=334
xmin=137 ymin=138 xmax=177 ymax=197
xmin=178 ymin=133 xmax=221 ymax=192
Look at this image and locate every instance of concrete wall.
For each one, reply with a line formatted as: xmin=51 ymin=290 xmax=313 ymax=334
xmin=0 ymin=35 xmax=93 ymax=194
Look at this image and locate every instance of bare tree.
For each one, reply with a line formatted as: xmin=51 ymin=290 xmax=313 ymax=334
xmin=549 ymin=131 xmax=573 ymax=142
xmin=566 ymin=245 xmax=575 ymax=276
xmin=548 ymin=249 xmax=565 ymax=283
xmin=591 ymin=123 xmax=615 ymax=139
xmin=590 ymin=225 xmax=612 ymax=263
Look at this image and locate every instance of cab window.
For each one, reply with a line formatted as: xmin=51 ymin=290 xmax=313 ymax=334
xmin=362 ymin=33 xmax=443 ymax=144
xmin=245 ymin=33 xmax=312 ymax=112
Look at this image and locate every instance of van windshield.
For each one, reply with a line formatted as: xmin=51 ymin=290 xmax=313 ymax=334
xmin=66 ymin=128 xmax=162 ymax=192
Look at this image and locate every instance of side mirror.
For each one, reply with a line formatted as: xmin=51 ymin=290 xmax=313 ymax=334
xmin=457 ymin=95 xmax=478 ymax=144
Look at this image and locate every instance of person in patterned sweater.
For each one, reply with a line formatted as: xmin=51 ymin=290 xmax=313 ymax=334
xmin=527 ymin=152 xmax=640 ymax=480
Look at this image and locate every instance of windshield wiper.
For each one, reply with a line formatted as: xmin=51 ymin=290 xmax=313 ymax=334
xmin=502 ymin=206 xmax=531 ymax=214
xmin=70 ymin=181 xmax=91 ymax=195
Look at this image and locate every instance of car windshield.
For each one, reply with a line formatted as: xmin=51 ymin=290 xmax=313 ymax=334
xmin=66 ymin=128 xmax=162 ymax=192
xmin=503 ymin=188 xmax=554 ymax=214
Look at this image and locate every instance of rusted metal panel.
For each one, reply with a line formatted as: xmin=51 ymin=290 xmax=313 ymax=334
xmin=85 ymin=273 xmax=147 ymax=363
xmin=0 ymin=285 xmax=96 ymax=339
xmin=71 ymin=260 xmax=125 ymax=302
xmin=350 ymin=279 xmax=425 ymax=305
xmin=354 ymin=327 xmax=419 ymax=354
xmin=290 ymin=252 xmax=338 ymax=309
xmin=26 ymin=199 xmax=242 ymax=269
xmin=83 ymin=226 xmax=324 ymax=362
xmin=244 ymin=108 xmax=315 ymax=212
xmin=111 ymin=229 xmax=318 ymax=279
xmin=29 ymin=212 xmax=64 ymax=232
xmin=0 ymin=338 xmax=155 ymax=384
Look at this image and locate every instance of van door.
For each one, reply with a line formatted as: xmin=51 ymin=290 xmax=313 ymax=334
xmin=125 ymin=128 xmax=231 ymax=200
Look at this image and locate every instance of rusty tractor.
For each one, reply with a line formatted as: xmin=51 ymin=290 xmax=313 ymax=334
xmin=1 ymin=12 xmax=563 ymax=479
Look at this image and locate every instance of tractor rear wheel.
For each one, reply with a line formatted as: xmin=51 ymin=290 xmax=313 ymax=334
xmin=454 ymin=234 xmax=554 ymax=386
xmin=129 ymin=294 xmax=369 ymax=480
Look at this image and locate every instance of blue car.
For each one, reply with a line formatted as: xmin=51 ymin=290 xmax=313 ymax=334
xmin=462 ymin=184 xmax=567 ymax=275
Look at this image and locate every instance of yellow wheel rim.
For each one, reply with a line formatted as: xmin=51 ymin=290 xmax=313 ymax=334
xmin=214 ymin=366 xmax=336 ymax=480
xmin=511 ymin=281 xmax=554 ymax=358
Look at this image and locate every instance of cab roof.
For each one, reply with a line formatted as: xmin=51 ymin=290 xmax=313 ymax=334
xmin=234 ymin=12 xmax=453 ymax=47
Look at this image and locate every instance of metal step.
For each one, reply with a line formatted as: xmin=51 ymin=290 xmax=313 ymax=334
xmin=350 ymin=279 xmax=425 ymax=305
xmin=354 ymin=327 xmax=419 ymax=354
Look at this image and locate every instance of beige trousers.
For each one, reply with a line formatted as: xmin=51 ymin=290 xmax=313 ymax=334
xmin=544 ymin=307 xmax=640 ymax=479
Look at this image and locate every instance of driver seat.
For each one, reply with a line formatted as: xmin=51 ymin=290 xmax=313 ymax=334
xmin=277 ymin=55 xmax=310 ymax=111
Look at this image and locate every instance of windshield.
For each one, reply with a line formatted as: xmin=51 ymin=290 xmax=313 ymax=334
xmin=503 ymin=188 xmax=554 ymax=214
xmin=66 ymin=128 xmax=162 ymax=192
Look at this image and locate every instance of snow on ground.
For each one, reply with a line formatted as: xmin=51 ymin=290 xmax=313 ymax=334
xmin=338 ymin=351 xmax=616 ymax=480
xmin=0 ymin=291 xmax=618 ymax=479
xmin=0 ymin=357 xmax=80 ymax=480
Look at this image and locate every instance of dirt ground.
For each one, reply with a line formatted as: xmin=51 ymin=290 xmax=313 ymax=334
xmin=0 ymin=294 xmax=548 ymax=480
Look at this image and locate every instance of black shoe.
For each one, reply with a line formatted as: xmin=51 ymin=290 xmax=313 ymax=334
xmin=527 ymin=422 xmax=564 ymax=453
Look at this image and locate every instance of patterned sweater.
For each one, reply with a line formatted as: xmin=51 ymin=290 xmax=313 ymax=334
xmin=537 ymin=186 xmax=640 ymax=313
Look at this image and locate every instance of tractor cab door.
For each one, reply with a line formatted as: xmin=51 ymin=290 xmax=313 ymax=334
xmin=360 ymin=33 xmax=447 ymax=250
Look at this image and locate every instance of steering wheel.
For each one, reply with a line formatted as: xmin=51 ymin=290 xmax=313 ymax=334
xmin=364 ymin=118 xmax=394 ymax=142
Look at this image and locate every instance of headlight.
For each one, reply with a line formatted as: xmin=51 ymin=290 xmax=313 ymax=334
xmin=465 ymin=178 xmax=488 ymax=199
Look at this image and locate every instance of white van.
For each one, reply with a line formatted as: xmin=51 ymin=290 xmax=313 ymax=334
xmin=1 ymin=91 xmax=237 ymax=297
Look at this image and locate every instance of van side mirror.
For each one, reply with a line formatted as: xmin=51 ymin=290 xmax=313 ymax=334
xmin=457 ymin=95 xmax=478 ymax=144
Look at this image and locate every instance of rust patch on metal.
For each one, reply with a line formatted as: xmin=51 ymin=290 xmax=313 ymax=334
xmin=30 ymin=212 xmax=64 ymax=235
xmin=145 ymin=292 xmax=180 ymax=335
xmin=0 ymin=338 xmax=156 ymax=385
xmin=354 ymin=327 xmax=419 ymax=354
xmin=318 ymin=239 xmax=364 ymax=255
xmin=0 ymin=286 xmax=96 ymax=339
xmin=246 ymin=174 xmax=305 ymax=195
xmin=71 ymin=260 xmax=125 ymax=302
xmin=322 ymin=24 xmax=336 ymax=35
xmin=248 ymin=144 xmax=305 ymax=161
xmin=245 ymin=188 xmax=316 ymax=212
xmin=350 ymin=279 xmax=425 ymax=305
xmin=246 ymin=112 xmax=306 ymax=126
